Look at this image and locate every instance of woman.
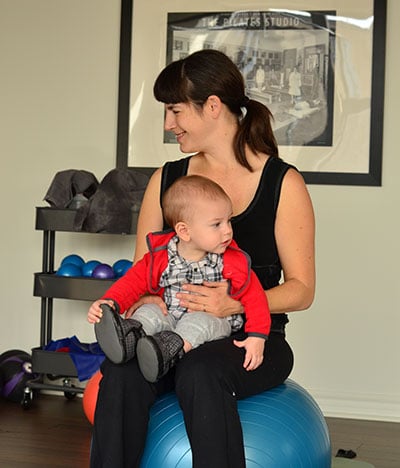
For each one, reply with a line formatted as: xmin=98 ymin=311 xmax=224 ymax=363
xmin=289 ymin=66 xmax=302 ymax=104
xmin=90 ymin=49 xmax=315 ymax=468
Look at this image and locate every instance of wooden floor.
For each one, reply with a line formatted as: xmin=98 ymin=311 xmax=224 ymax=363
xmin=0 ymin=394 xmax=399 ymax=467
xmin=0 ymin=395 xmax=91 ymax=468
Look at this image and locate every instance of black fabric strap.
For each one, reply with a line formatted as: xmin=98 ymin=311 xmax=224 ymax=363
xmin=160 ymin=157 xmax=191 ymax=229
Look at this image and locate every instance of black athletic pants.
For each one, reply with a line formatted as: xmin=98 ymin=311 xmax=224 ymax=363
xmin=90 ymin=331 xmax=293 ymax=468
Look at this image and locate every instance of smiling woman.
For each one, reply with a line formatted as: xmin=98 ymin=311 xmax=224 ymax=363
xmin=90 ymin=47 xmax=315 ymax=468
xmin=163 ymin=102 xmax=205 ymax=152
xmin=153 ymin=50 xmax=278 ymax=172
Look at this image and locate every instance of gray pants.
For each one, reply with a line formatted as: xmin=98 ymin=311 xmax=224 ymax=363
xmin=133 ymin=304 xmax=232 ymax=349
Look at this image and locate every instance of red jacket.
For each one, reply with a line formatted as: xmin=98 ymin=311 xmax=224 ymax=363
xmin=102 ymin=231 xmax=271 ymax=337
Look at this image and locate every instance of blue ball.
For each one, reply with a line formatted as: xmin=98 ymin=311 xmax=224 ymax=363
xmin=92 ymin=263 xmax=115 ymax=280
xmin=56 ymin=263 xmax=82 ymax=277
xmin=140 ymin=380 xmax=331 ymax=468
xmin=60 ymin=254 xmax=85 ymax=268
xmin=113 ymin=259 xmax=133 ymax=277
xmin=82 ymin=260 xmax=102 ymax=277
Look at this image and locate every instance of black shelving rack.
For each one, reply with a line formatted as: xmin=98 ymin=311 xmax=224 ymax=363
xmin=23 ymin=207 xmax=136 ymax=408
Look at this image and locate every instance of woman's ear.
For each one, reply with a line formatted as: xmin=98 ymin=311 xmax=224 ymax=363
xmin=206 ymin=95 xmax=222 ymax=117
xmin=175 ymin=221 xmax=190 ymax=241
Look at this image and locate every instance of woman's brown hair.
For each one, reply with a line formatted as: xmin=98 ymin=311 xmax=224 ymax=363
xmin=153 ymin=49 xmax=279 ymax=171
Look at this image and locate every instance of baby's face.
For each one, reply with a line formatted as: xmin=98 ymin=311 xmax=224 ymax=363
xmin=187 ymin=197 xmax=233 ymax=255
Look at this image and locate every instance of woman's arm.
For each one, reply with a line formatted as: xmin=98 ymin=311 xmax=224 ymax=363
xmin=267 ymin=168 xmax=315 ymax=313
xmin=133 ymin=168 xmax=164 ymax=263
xmin=125 ymin=168 xmax=167 ymax=319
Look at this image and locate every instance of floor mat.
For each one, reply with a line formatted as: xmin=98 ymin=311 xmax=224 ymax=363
xmin=331 ymin=458 xmax=375 ymax=468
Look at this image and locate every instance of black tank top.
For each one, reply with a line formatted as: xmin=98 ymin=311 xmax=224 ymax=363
xmin=161 ymin=156 xmax=294 ymax=332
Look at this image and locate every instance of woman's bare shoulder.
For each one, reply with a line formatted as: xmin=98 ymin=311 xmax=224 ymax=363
xmin=279 ymin=167 xmax=314 ymax=216
xmin=282 ymin=166 xmax=308 ymax=193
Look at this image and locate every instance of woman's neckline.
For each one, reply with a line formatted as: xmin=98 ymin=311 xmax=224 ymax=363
xmin=185 ymin=155 xmax=273 ymax=220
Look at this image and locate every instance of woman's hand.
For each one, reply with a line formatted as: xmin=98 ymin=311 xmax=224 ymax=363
xmin=87 ymin=299 xmax=114 ymax=324
xmin=176 ymin=280 xmax=243 ymax=318
xmin=125 ymin=294 xmax=168 ymax=318
xmin=233 ymin=336 xmax=265 ymax=371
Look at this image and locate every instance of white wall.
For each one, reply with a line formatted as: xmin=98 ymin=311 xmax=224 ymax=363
xmin=0 ymin=0 xmax=131 ymax=347
xmin=0 ymin=0 xmax=399 ymax=422
xmin=287 ymin=1 xmax=400 ymax=422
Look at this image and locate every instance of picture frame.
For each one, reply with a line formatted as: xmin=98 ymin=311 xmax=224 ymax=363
xmin=116 ymin=0 xmax=387 ymax=186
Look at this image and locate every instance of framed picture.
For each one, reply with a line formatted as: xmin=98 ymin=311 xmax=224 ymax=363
xmin=116 ymin=0 xmax=387 ymax=186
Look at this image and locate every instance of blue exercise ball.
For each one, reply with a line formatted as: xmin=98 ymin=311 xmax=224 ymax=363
xmin=82 ymin=260 xmax=101 ymax=277
xmin=60 ymin=254 xmax=85 ymax=268
xmin=140 ymin=380 xmax=331 ymax=468
xmin=56 ymin=263 xmax=82 ymax=277
xmin=113 ymin=259 xmax=133 ymax=277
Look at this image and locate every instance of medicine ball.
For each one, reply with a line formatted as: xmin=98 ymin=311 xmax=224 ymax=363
xmin=82 ymin=260 xmax=101 ymax=277
xmin=56 ymin=263 xmax=82 ymax=277
xmin=92 ymin=263 xmax=115 ymax=279
xmin=0 ymin=349 xmax=30 ymax=366
xmin=0 ymin=349 xmax=34 ymax=403
xmin=112 ymin=259 xmax=133 ymax=277
xmin=60 ymin=254 xmax=85 ymax=268
xmin=0 ymin=369 xmax=4 ymax=395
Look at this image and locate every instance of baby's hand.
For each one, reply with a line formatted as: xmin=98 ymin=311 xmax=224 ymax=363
xmin=233 ymin=336 xmax=265 ymax=371
xmin=87 ymin=299 xmax=114 ymax=324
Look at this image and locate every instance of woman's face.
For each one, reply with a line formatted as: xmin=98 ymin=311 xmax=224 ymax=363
xmin=164 ymin=102 xmax=211 ymax=154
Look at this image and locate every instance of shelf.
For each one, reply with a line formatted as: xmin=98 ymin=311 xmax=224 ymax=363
xmin=31 ymin=202 xmax=134 ymax=401
xmin=31 ymin=346 xmax=78 ymax=377
xmin=34 ymin=273 xmax=115 ymax=301
xmin=36 ymin=207 xmax=78 ymax=232
xmin=35 ymin=206 xmax=138 ymax=234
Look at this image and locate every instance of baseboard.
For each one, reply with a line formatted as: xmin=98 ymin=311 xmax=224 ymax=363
xmin=312 ymin=389 xmax=400 ymax=422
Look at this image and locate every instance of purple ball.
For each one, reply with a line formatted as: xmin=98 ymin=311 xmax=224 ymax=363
xmin=92 ymin=263 xmax=115 ymax=280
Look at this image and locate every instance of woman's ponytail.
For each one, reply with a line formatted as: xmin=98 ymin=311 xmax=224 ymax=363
xmin=234 ymin=99 xmax=279 ymax=170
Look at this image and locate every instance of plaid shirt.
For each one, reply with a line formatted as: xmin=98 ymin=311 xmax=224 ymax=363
xmin=159 ymin=236 xmax=243 ymax=330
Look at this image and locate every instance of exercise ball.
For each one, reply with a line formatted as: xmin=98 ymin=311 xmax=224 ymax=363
xmin=92 ymin=263 xmax=115 ymax=280
xmin=0 ymin=350 xmax=34 ymax=403
xmin=140 ymin=380 xmax=331 ymax=468
xmin=56 ymin=263 xmax=82 ymax=277
xmin=113 ymin=259 xmax=133 ymax=277
xmin=82 ymin=260 xmax=101 ymax=277
xmin=60 ymin=254 xmax=85 ymax=268
xmin=0 ymin=349 xmax=30 ymax=366
xmin=83 ymin=370 xmax=102 ymax=424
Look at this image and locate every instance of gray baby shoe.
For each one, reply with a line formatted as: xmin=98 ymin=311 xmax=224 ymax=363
xmin=95 ymin=303 xmax=144 ymax=364
xmin=136 ymin=331 xmax=184 ymax=382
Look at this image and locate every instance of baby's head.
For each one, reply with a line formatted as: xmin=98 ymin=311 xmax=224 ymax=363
xmin=162 ymin=175 xmax=231 ymax=228
xmin=162 ymin=175 xmax=233 ymax=256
